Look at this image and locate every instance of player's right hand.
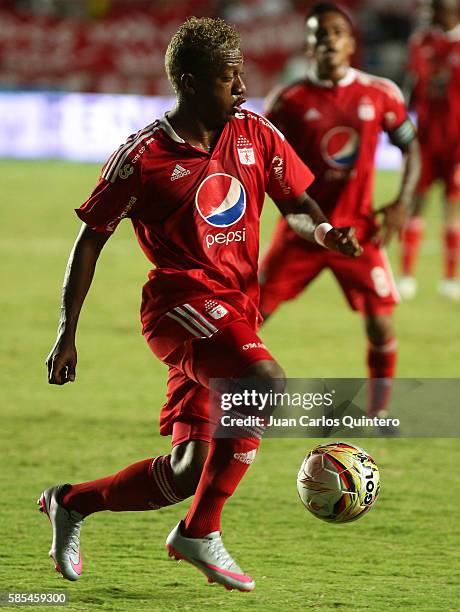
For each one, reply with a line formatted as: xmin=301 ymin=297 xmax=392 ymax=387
xmin=324 ymin=226 xmax=363 ymax=257
xmin=46 ymin=336 xmax=77 ymax=385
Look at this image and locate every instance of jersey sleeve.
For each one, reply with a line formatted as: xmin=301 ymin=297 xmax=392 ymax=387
xmin=259 ymin=115 xmax=314 ymax=201
xmin=76 ymin=155 xmax=142 ymax=233
xmin=407 ymin=32 xmax=423 ymax=79
xmin=380 ymin=80 xmax=416 ymax=149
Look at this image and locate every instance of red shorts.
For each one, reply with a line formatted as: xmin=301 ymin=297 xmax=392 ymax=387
xmin=171 ymin=420 xmax=212 ymax=447
xmin=143 ymin=297 xmax=274 ymax=440
xmin=417 ymin=145 xmax=460 ymax=201
xmin=259 ymin=238 xmax=399 ymax=317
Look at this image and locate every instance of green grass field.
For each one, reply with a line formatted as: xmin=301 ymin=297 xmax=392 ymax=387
xmin=1 ymin=160 xmax=459 ymax=611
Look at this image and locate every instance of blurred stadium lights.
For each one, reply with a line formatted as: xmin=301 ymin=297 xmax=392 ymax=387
xmin=0 ymin=91 xmax=402 ymax=168
xmin=0 ymin=0 xmax=417 ymax=166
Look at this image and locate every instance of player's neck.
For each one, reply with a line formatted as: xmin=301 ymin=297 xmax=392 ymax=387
xmin=445 ymin=18 xmax=460 ymax=32
xmin=167 ymin=106 xmax=223 ymax=153
xmin=316 ymin=64 xmax=351 ymax=85
xmin=435 ymin=17 xmax=460 ymax=32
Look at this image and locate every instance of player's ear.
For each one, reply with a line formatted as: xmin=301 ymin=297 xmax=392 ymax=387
xmin=348 ymin=34 xmax=356 ymax=56
xmin=181 ymin=73 xmax=196 ymax=95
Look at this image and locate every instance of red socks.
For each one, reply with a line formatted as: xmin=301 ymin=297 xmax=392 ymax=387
xmin=443 ymin=222 xmax=460 ymax=279
xmin=367 ymin=338 xmax=397 ymax=417
xmin=61 ymin=437 xmax=260 ymax=538
xmin=401 ymin=216 xmax=424 ymax=276
xmin=402 ymin=216 xmax=460 ymax=280
xmin=183 ymin=437 xmax=259 ymax=537
xmin=61 ymin=456 xmax=185 ymax=517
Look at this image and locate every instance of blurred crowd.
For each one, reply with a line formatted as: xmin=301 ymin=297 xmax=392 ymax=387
xmin=0 ymin=0 xmax=429 ymax=96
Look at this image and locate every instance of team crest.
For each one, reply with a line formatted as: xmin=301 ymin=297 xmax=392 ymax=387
xmin=204 ymin=299 xmax=229 ymax=320
xmin=238 ymin=147 xmax=255 ymax=165
xmin=358 ymin=98 xmax=375 ymax=121
xmin=236 ymin=134 xmax=255 ymax=165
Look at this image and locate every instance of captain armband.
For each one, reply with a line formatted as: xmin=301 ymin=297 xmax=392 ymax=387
xmin=387 ymin=118 xmax=416 ymax=149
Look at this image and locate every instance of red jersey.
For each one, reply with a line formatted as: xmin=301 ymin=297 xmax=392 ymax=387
xmin=265 ymin=68 xmax=413 ymax=243
xmin=408 ymin=24 xmax=460 ymax=151
xmin=76 ymin=110 xmax=313 ymax=324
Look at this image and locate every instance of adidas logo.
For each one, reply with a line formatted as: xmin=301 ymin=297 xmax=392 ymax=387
xmin=170 ymin=164 xmax=191 ymax=181
xmin=304 ymin=108 xmax=322 ymax=121
xmin=233 ymin=450 xmax=257 ymax=464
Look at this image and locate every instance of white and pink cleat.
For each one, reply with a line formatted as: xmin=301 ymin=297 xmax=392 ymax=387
xmin=38 ymin=485 xmax=84 ymax=581
xmin=166 ymin=522 xmax=255 ymax=592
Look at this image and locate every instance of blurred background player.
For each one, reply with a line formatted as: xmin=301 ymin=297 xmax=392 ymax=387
xmin=40 ymin=17 xmax=360 ymax=593
xmin=398 ymin=0 xmax=460 ymax=300
xmin=259 ymin=2 xmax=420 ymax=418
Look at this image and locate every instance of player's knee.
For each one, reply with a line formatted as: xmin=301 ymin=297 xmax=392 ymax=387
xmin=412 ymin=194 xmax=426 ymax=216
xmin=171 ymin=440 xmax=208 ymax=497
xmin=242 ymin=359 xmax=286 ymax=394
xmin=244 ymin=359 xmax=285 ymax=380
xmin=365 ymin=315 xmax=394 ymax=346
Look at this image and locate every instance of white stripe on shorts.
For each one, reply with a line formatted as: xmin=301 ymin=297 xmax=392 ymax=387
xmin=173 ymin=306 xmax=214 ymax=337
xmin=166 ymin=312 xmax=202 ymax=338
xmin=182 ymin=303 xmax=218 ymax=333
xmin=380 ymin=247 xmax=401 ymax=303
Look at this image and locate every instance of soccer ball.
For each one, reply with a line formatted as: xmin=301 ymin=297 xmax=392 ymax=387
xmin=296 ymin=441 xmax=380 ymax=523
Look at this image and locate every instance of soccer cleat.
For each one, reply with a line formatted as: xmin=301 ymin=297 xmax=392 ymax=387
xmin=397 ymin=275 xmax=417 ymax=300
xmin=165 ymin=522 xmax=255 ymax=592
xmin=438 ymin=279 xmax=460 ymax=301
xmin=38 ymin=485 xmax=83 ymax=581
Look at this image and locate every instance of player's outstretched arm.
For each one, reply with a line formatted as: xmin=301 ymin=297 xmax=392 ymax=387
xmin=274 ymin=192 xmax=363 ymax=257
xmin=46 ymin=224 xmax=111 ymax=385
xmin=373 ymin=137 xmax=421 ymax=246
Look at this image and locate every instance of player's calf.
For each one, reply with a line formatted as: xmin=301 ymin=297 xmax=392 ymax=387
xmin=171 ymin=440 xmax=209 ymax=498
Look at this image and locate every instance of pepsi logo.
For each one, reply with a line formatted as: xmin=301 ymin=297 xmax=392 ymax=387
xmin=321 ymin=127 xmax=359 ymax=169
xmin=195 ymin=173 xmax=246 ymax=227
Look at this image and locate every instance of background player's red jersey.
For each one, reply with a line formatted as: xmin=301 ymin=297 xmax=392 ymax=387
xmin=77 ymin=110 xmax=313 ymax=325
xmin=265 ymin=68 xmax=412 ymax=245
xmin=408 ymin=24 xmax=460 ymax=152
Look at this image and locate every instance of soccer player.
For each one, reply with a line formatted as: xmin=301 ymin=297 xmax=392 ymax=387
xmin=398 ymin=0 xmax=460 ymax=300
xmin=259 ymin=3 xmax=420 ymax=418
xmin=40 ymin=17 xmax=361 ymax=592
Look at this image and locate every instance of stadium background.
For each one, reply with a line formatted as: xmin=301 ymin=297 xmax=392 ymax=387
xmin=1 ymin=1 xmax=459 ymax=610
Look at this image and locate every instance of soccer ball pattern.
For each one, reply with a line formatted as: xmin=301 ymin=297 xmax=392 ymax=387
xmin=297 ymin=441 xmax=380 ymax=523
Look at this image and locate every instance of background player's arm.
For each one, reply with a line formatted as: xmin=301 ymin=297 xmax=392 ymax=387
xmin=374 ymin=134 xmax=421 ymax=246
xmin=274 ymin=192 xmax=363 ymax=257
xmin=46 ymin=224 xmax=111 ymax=385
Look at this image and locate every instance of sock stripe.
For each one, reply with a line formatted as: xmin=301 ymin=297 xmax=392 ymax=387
xmin=369 ymin=338 xmax=398 ymax=353
xmin=151 ymin=458 xmax=182 ymax=504
xmin=152 ymin=458 xmax=177 ymax=503
xmin=151 ymin=458 xmax=177 ymax=504
xmin=159 ymin=458 xmax=184 ymax=503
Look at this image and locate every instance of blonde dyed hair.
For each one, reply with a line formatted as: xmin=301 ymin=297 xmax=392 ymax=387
xmin=165 ymin=17 xmax=241 ymax=92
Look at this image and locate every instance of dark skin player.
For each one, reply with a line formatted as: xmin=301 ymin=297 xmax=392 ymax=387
xmin=46 ymin=46 xmax=362 ymax=496
xmin=264 ymin=9 xmax=420 ymax=348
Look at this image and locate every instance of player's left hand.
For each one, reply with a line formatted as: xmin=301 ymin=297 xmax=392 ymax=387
xmin=324 ymin=226 xmax=363 ymax=257
xmin=372 ymin=201 xmax=407 ymax=246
